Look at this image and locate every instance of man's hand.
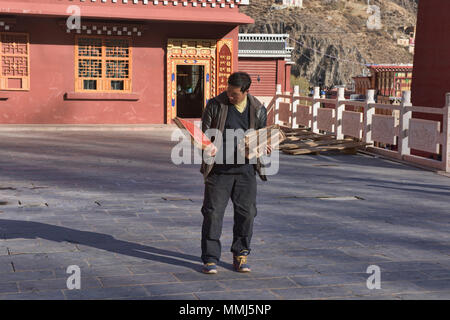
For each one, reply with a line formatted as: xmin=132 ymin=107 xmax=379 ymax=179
xmin=266 ymin=144 xmax=273 ymax=155
xmin=205 ymin=143 xmax=218 ymax=157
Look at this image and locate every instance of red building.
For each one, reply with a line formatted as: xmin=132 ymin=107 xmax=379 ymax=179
xmin=351 ymin=64 xmax=412 ymax=150
xmin=0 ymin=0 xmax=253 ymax=124
xmin=353 ymin=64 xmax=413 ymax=105
xmin=238 ymin=33 xmax=294 ymax=107
xmin=411 ymin=0 xmax=450 ymax=159
xmin=412 ymin=0 xmax=450 ymax=119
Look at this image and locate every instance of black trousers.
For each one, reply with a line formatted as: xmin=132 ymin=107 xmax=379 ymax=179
xmin=201 ymin=168 xmax=257 ymax=264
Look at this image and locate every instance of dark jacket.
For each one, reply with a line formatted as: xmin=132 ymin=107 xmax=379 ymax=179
xmin=200 ymin=91 xmax=268 ymax=182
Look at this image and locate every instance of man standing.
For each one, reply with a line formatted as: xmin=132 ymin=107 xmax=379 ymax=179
xmin=200 ymin=72 xmax=270 ymax=274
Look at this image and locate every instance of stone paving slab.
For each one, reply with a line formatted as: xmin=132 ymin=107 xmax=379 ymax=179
xmin=0 ymin=290 xmax=66 ymax=300
xmin=0 ymin=129 xmax=449 ymax=300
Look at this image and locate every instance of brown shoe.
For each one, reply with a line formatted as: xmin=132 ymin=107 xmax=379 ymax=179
xmin=233 ymin=251 xmax=251 ymax=273
xmin=202 ymin=263 xmax=218 ymax=274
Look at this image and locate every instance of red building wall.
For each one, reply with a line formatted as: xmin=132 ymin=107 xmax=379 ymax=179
xmin=238 ymin=58 xmax=290 ymax=96
xmin=0 ymin=16 xmax=239 ymax=124
xmin=412 ymin=0 xmax=450 ymax=112
xmin=238 ymin=58 xmax=277 ymax=96
xmin=411 ymin=0 xmax=450 ymax=158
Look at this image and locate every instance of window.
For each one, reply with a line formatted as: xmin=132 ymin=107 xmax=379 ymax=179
xmin=75 ymin=36 xmax=132 ymax=93
xmin=0 ymin=32 xmax=30 ymax=90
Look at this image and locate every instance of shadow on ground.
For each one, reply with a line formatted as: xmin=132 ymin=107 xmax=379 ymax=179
xmin=0 ymin=219 xmax=233 ymax=272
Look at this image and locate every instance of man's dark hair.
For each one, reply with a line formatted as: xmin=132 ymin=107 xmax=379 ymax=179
xmin=228 ymin=72 xmax=252 ymax=93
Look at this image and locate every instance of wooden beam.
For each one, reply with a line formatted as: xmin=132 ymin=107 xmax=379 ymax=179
xmin=282 ymin=141 xmax=370 ymax=155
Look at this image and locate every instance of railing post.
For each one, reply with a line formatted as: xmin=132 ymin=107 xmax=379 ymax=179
xmin=312 ymin=86 xmax=320 ymax=134
xmin=292 ymin=85 xmax=300 ymax=128
xmin=443 ymin=93 xmax=450 ymax=172
xmin=275 ymin=84 xmax=282 ymax=125
xmin=335 ymin=87 xmax=346 ymax=140
xmin=399 ymin=90 xmax=412 ymax=158
xmin=363 ymin=89 xmax=376 ymax=146
xmin=286 ymin=90 xmax=292 ymax=127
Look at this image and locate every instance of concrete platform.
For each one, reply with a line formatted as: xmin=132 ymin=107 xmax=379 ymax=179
xmin=0 ymin=129 xmax=449 ymax=300
xmin=0 ymin=124 xmax=177 ymax=132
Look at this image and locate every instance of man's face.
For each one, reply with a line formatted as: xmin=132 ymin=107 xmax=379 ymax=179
xmin=227 ymin=85 xmax=247 ymax=105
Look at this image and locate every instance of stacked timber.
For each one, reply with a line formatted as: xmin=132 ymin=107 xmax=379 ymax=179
xmin=278 ymin=126 xmax=370 ymax=155
xmin=239 ymin=124 xmax=287 ymax=159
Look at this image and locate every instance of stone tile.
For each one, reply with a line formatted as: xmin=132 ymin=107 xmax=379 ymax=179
xmin=395 ymin=291 xmax=450 ymax=300
xmin=129 ymin=263 xmax=196 ymax=275
xmin=435 ymin=259 xmax=450 ymax=268
xmin=7 ymin=241 xmax=79 ymax=255
xmin=249 ymin=267 xmax=319 ymax=278
xmin=144 ymin=281 xmax=227 ymax=296
xmin=336 ymin=294 xmax=401 ymax=300
xmin=0 ymin=270 xmax=54 ymax=283
xmin=376 ymin=247 xmax=450 ymax=262
xmin=173 ymin=270 xmax=256 ymax=282
xmin=119 ymin=293 xmax=197 ymax=300
xmin=380 ymin=271 xmax=432 ymax=282
xmin=0 ymin=261 xmax=13 ymax=273
xmin=111 ymin=252 xmax=199 ymax=271
xmin=195 ymin=289 xmax=280 ymax=300
xmin=310 ymin=262 xmax=376 ymax=275
xmin=419 ymin=269 xmax=450 ymax=280
xmin=56 ymin=265 xmax=130 ymax=279
xmin=0 ymin=282 xmax=19 ymax=294
xmin=99 ymin=273 xmax=178 ymax=287
xmin=344 ymin=281 xmax=425 ymax=296
xmin=411 ymin=278 xmax=450 ymax=292
xmin=272 ymin=286 xmax=355 ymax=300
xmin=10 ymin=252 xmax=90 ymax=271
xmin=270 ymin=254 xmax=338 ymax=266
xmin=63 ymin=286 xmax=149 ymax=300
xmin=218 ymin=277 xmax=298 ymax=291
xmin=0 ymin=290 xmax=66 ymax=300
xmin=18 ymin=277 xmax=102 ymax=292
xmin=290 ymin=273 xmax=368 ymax=287
xmin=376 ymin=261 xmax=449 ymax=273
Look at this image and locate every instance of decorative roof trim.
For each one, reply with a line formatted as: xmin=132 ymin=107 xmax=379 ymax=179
xmin=60 ymin=0 xmax=248 ymax=8
xmin=0 ymin=17 xmax=16 ymax=32
xmin=238 ymin=33 xmax=293 ymax=58
xmin=239 ymin=33 xmax=290 ymax=42
xmin=60 ymin=20 xmax=147 ymax=36
xmin=0 ymin=1 xmax=253 ymax=24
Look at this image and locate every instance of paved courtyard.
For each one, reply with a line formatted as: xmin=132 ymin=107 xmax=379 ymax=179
xmin=0 ymin=127 xmax=449 ymax=300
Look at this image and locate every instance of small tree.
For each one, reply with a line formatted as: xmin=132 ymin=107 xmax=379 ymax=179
xmin=290 ymin=75 xmax=311 ymax=95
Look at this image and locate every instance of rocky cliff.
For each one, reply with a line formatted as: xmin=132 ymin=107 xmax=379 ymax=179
xmin=240 ymin=0 xmax=418 ymax=88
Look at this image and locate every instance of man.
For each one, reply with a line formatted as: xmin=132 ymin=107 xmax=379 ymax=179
xmin=200 ymin=72 xmax=271 ymax=274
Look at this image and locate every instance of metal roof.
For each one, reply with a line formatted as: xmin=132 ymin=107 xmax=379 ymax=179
xmin=238 ymin=33 xmax=294 ymax=59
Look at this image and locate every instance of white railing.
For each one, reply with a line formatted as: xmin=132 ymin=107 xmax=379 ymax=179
xmin=267 ymin=84 xmax=450 ymax=173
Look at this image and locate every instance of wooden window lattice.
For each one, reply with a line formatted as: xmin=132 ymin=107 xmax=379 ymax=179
xmin=0 ymin=32 xmax=30 ymax=90
xmin=75 ymin=36 xmax=132 ymax=93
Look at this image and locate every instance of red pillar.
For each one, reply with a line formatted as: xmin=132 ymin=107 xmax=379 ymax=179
xmin=410 ymin=0 xmax=450 ymax=158
xmin=285 ymin=63 xmax=292 ymax=93
xmin=412 ymin=0 xmax=450 ymax=109
xmin=276 ymin=59 xmax=285 ymax=92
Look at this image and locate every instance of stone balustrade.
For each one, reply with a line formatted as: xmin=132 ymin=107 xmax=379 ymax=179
xmin=266 ymin=84 xmax=450 ymax=173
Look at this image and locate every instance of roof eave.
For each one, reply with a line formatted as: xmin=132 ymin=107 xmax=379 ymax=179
xmin=0 ymin=1 xmax=254 ymax=25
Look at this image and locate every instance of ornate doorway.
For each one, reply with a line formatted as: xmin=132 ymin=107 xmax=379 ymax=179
xmin=166 ymin=39 xmax=216 ymax=123
xmin=176 ymin=64 xmax=204 ymax=118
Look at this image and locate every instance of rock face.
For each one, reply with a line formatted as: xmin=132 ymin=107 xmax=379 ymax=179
xmin=240 ymin=0 xmax=418 ymax=87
